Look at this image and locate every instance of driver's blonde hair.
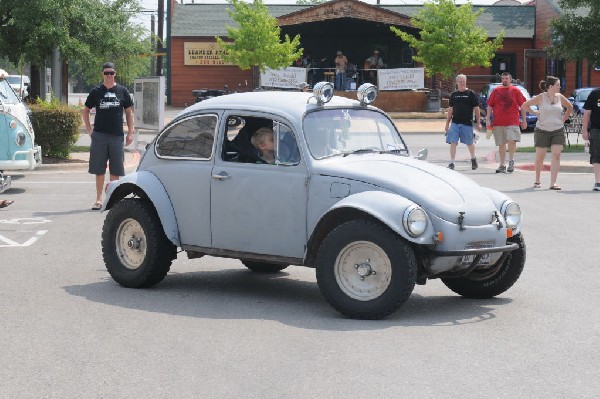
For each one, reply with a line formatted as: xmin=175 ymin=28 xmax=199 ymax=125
xmin=251 ymin=127 xmax=273 ymax=147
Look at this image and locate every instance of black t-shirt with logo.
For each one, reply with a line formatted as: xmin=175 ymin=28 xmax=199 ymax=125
xmin=583 ymin=88 xmax=600 ymax=129
xmin=449 ymin=89 xmax=479 ymax=126
xmin=85 ymin=83 xmax=133 ymax=135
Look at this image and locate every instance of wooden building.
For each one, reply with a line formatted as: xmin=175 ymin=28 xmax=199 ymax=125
xmin=166 ymin=0 xmax=596 ymax=109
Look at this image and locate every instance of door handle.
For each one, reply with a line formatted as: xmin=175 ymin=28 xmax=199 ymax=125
xmin=212 ymin=171 xmax=231 ymax=180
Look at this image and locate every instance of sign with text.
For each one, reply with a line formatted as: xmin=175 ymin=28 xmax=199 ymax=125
xmin=260 ymin=67 xmax=307 ymax=89
xmin=184 ymin=42 xmax=234 ymax=66
xmin=377 ymin=68 xmax=425 ymax=91
xmin=133 ymin=76 xmax=165 ymax=131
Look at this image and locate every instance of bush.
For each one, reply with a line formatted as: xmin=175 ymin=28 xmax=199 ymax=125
xmin=30 ymin=99 xmax=81 ymax=158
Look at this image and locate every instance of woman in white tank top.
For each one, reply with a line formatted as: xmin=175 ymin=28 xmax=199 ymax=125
xmin=521 ymin=76 xmax=573 ymax=190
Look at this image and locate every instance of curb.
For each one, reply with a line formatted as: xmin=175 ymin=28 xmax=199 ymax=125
xmin=34 ymin=149 xmax=141 ymax=172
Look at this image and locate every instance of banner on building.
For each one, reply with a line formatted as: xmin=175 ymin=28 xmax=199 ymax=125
xmin=184 ymin=42 xmax=234 ymax=66
xmin=260 ymin=67 xmax=307 ymax=89
xmin=377 ymin=68 xmax=425 ymax=91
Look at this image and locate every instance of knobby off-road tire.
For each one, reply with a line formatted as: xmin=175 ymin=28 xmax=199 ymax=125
xmin=442 ymin=233 xmax=526 ymax=299
xmin=241 ymin=260 xmax=288 ymax=273
xmin=315 ymin=220 xmax=417 ymax=320
xmin=102 ymin=198 xmax=176 ymax=288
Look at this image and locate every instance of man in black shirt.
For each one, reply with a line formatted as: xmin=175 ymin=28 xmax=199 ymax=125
xmin=82 ymin=62 xmax=134 ymax=209
xmin=582 ymin=87 xmax=600 ymax=191
xmin=444 ymin=74 xmax=481 ymax=170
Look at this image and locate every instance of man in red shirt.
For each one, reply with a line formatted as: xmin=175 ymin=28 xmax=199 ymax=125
xmin=487 ymin=72 xmax=528 ymax=173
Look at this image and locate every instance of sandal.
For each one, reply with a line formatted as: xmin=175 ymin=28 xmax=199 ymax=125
xmin=0 ymin=199 xmax=14 ymax=208
xmin=533 ymin=182 xmax=541 ymax=189
xmin=91 ymin=201 xmax=102 ymax=210
xmin=549 ymin=184 xmax=562 ymax=191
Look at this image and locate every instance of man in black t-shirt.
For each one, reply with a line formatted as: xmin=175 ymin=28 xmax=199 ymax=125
xmin=444 ymin=74 xmax=482 ymax=170
xmin=82 ymin=62 xmax=134 ymax=209
xmin=582 ymin=87 xmax=600 ymax=191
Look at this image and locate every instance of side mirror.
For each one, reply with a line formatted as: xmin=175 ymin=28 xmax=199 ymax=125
xmin=415 ymin=148 xmax=428 ymax=160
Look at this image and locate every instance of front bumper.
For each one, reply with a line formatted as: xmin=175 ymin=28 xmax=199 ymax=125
xmin=0 ymin=145 xmax=42 ymax=171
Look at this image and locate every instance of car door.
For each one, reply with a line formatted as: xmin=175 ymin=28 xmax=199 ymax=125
xmin=149 ymin=113 xmax=217 ymax=247
xmin=210 ymin=115 xmax=308 ymax=259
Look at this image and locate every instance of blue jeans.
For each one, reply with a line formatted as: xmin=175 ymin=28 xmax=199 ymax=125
xmin=335 ymin=72 xmax=346 ymax=90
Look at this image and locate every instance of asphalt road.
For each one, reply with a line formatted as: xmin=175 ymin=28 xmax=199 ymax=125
xmin=1 ymin=142 xmax=598 ymax=398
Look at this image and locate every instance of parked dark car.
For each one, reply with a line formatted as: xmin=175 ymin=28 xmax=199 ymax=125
xmin=478 ymin=83 xmax=537 ymax=131
xmin=568 ymin=87 xmax=598 ymax=115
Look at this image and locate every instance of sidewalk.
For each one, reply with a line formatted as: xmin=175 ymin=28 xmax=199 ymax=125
xmin=33 ymin=110 xmax=593 ymax=174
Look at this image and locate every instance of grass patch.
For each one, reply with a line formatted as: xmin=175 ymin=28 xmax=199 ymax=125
xmin=517 ymin=144 xmax=584 ymax=153
xmin=70 ymin=145 xmax=90 ymax=152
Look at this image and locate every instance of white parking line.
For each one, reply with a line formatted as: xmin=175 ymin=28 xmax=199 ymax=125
xmin=0 ymin=230 xmax=48 ymax=247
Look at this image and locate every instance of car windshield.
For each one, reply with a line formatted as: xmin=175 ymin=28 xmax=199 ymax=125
xmin=303 ymin=109 xmax=408 ymax=159
xmin=575 ymin=89 xmax=593 ymax=102
xmin=0 ymin=79 xmax=20 ymax=104
xmin=5 ymin=76 xmax=22 ymax=85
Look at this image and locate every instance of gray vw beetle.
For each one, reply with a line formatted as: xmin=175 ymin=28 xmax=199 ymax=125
xmin=102 ymin=82 xmax=525 ymax=320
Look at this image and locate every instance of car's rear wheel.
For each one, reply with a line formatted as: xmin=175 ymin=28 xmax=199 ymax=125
xmin=241 ymin=260 xmax=288 ymax=273
xmin=102 ymin=198 xmax=176 ymax=288
xmin=315 ymin=220 xmax=416 ymax=320
xmin=442 ymin=233 xmax=525 ymax=298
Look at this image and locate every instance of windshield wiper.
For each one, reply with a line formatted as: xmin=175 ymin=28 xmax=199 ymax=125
xmin=342 ymin=148 xmax=380 ymax=157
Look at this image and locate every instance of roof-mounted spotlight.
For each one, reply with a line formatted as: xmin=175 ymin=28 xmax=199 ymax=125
xmin=311 ymin=81 xmax=334 ymax=105
xmin=357 ymin=83 xmax=378 ymax=105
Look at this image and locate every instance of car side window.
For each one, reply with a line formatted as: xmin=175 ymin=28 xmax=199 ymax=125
xmin=156 ymin=114 xmax=216 ymax=159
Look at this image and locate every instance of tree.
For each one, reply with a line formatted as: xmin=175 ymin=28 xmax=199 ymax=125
xmin=390 ymin=0 xmax=503 ymax=80
xmin=548 ymin=0 xmax=600 ymax=64
xmin=215 ymin=0 xmax=302 ymax=73
xmin=0 ymin=0 xmax=149 ymax=97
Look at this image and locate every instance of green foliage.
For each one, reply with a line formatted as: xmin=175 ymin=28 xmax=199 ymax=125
xmin=390 ymin=0 xmax=503 ymax=79
xmin=0 ymin=0 xmax=150 ymax=87
xmin=548 ymin=0 xmax=600 ymax=64
xmin=30 ymin=101 xmax=82 ymax=158
xmin=215 ymin=0 xmax=303 ymax=72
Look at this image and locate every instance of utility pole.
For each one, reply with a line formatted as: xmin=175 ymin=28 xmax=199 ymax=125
xmin=151 ymin=14 xmax=156 ymax=76
xmin=156 ymin=0 xmax=164 ymax=76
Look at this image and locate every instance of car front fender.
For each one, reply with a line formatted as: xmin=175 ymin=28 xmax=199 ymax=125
xmin=327 ymin=191 xmax=435 ymax=244
xmin=104 ymin=171 xmax=180 ymax=246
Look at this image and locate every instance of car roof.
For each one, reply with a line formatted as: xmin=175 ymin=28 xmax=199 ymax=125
xmin=178 ymin=91 xmax=374 ymax=123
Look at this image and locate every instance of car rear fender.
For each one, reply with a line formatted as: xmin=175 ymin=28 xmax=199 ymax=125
xmin=325 ymin=191 xmax=435 ymax=244
xmin=104 ymin=171 xmax=180 ymax=246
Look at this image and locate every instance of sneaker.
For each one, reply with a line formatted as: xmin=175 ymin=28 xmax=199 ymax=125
xmin=507 ymin=160 xmax=515 ymax=173
xmin=593 ymin=183 xmax=600 ymax=191
xmin=471 ymin=158 xmax=478 ymax=170
xmin=448 ymin=163 xmax=455 ymax=170
xmin=495 ymin=164 xmax=506 ymax=173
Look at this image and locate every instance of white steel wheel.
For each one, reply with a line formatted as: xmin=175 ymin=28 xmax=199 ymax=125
xmin=115 ymin=218 xmax=147 ymax=270
xmin=334 ymin=241 xmax=392 ymax=301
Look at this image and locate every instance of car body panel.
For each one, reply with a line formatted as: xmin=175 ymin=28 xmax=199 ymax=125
xmin=0 ymin=77 xmax=41 ymax=172
xmin=106 ymin=89 xmax=523 ymax=275
xmin=568 ymin=87 xmax=597 ymax=115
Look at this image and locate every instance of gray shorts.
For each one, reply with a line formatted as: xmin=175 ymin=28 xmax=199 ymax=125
xmin=493 ymin=125 xmax=521 ymax=146
xmin=88 ymin=131 xmax=125 ymax=176
xmin=590 ymin=129 xmax=600 ymax=164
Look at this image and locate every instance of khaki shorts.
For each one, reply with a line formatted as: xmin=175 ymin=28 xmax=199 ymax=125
xmin=493 ymin=125 xmax=521 ymax=146
xmin=534 ymin=127 xmax=565 ymax=147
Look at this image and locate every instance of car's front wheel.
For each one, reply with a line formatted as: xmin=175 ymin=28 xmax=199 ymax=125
xmin=241 ymin=260 xmax=288 ymax=273
xmin=102 ymin=198 xmax=176 ymax=288
xmin=442 ymin=233 xmax=525 ymax=298
xmin=315 ymin=220 xmax=417 ymax=320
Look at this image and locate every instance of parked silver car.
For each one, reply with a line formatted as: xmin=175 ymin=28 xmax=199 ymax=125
xmin=102 ymin=82 xmax=526 ymax=319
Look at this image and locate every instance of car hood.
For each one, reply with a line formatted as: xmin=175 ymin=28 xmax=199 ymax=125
xmin=314 ymin=154 xmax=498 ymax=225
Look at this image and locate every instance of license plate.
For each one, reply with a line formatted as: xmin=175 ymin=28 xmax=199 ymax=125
xmin=462 ymin=244 xmax=493 ymax=265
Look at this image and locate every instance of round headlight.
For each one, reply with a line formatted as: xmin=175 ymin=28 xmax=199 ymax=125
xmin=15 ymin=131 xmax=26 ymax=147
xmin=312 ymin=81 xmax=334 ymax=105
xmin=357 ymin=83 xmax=378 ymax=105
xmin=502 ymin=201 xmax=521 ymax=228
xmin=403 ymin=206 xmax=428 ymax=237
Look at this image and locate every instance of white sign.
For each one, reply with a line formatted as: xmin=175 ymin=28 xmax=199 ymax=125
xmin=134 ymin=76 xmax=166 ymax=131
xmin=260 ymin=67 xmax=307 ymax=89
xmin=377 ymin=68 xmax=425 ymax=91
